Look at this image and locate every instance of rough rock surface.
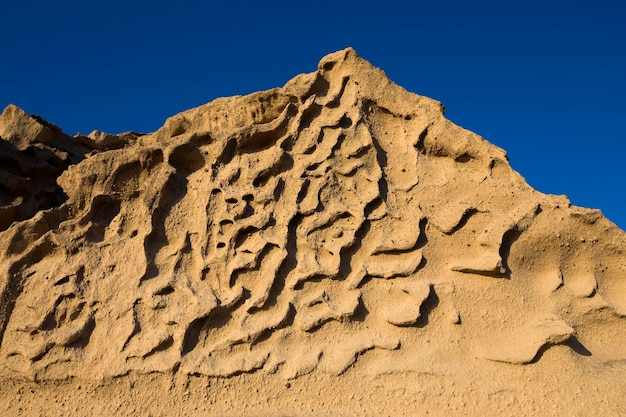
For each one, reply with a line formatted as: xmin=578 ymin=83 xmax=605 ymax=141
xmin=1 ymin=48 xmax=625 ymax=416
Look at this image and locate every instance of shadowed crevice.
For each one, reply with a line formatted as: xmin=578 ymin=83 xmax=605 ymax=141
xmin=415 ymin=286 xmax=439 ymax=328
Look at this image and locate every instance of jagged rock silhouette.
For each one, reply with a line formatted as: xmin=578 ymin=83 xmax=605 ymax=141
xmin=1 ymin=48 xmax=625 ymax=416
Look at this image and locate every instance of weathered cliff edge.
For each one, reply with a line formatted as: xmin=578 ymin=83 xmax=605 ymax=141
xmin=1 ymin=48 xmax=624 ymax=416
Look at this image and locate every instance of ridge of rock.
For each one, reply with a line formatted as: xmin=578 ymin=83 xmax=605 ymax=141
xmin=1 ymin=48 xmax=625 ymax=415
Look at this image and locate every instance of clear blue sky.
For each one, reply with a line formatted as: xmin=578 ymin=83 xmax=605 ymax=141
xmin=2 ymin=1 xmax=624 ymax=230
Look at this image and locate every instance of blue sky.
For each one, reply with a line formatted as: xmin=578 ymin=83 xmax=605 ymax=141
xmin=2 ymin=1 xmax=625 ymax=230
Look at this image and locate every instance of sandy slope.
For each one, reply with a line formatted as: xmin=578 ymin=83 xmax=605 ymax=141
xmin=0 ymin=48 xmax=625 ymax=416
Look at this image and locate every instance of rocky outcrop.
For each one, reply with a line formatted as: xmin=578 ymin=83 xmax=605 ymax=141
xmin=0 ymin=49 xmax=625 ymax=415
xmin=0 ymin=105 xmax=141 ymax=233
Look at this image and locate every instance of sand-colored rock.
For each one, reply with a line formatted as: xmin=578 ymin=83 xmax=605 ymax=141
xmin=1 ymin=48 xmax=625 ymax=416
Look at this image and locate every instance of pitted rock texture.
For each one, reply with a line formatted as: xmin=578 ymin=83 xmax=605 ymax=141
xmin=1 ymin=49 xmax=625 ymax=415
xmin=0 ymin=105 xmax=140 ymax=233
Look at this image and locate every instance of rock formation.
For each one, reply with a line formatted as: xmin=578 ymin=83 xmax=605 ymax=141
xmin=1 ymin=48 xmax=625 ymax=416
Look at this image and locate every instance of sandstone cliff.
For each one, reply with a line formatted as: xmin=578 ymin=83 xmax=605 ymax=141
xmin=1 ymin=48 xmax=624 ymax=416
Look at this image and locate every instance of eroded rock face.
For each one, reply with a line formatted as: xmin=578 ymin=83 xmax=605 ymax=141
xmin=1 ymin=48 xmax=625 ymax=383
xmin=0 ymin=105 xmax=139 ymax=233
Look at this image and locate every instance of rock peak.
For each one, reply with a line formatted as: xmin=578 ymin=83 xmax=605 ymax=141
xmin=1 ymin=50 xmax=625 ymax=416
xmin=0 ymin=104 xmax=58 ymax=148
